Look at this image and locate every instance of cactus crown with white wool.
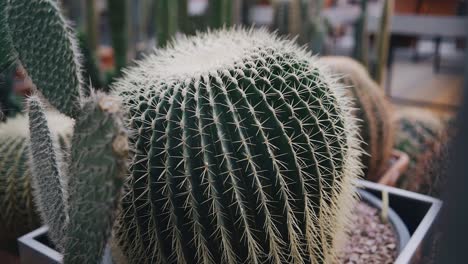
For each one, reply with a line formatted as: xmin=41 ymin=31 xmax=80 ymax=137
xmin=112 ymin=28 xmax=362 ymax=264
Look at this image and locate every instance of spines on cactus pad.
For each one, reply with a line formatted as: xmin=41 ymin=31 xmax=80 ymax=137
xmin=27 ymin=97 xmax=73 ymax=250
xmin=63 ymin=93 xmax=128 ymax=264
xmin=318 ymin=56 xmax=394 ymax=181
xmin=0 ymin=0 xmax=17 ymax=72
xmin=6 ymin=0 xmax=83 ymax=118
xmin=28 ymin=93 xmax=129 ymax=264
xmin=112 ymin=28 xmax=363 ymax=264
xmin=0 ymin=108 xmax=72 ymax=252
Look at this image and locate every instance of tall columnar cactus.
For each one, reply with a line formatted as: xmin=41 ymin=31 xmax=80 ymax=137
xmin=353 ymin=0 xmax=369 ymax=68
xmin=0 ymin=111 xmax=73 ymax=252
xmin=110 ymin=28 xmax=362 ymax=263
xmin=107 ymin=0 xmax=128 ymax=75
xmin=318 ymin=56 xmax=394 ymax=181
xmin=155 ymin=0 xmax=178 ymax=47
xmin=85 ymin=0 xmax=98 ymax=51
xmin=209 ymin=0 xmax=232 ymax=29
xmin=393 ymin=109 xmax=448 ymax=194
xmin=28 ymin=94 xmax=128 ymax=263
xmin=373 ymin=0 xmax=394 ymax=85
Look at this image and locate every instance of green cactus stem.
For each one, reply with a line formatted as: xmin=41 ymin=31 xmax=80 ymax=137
xmin=77 ymin=31 xmax=104 ymax=94
xmin=5 ymin=0 xmax=83 ymax=118
xmin=107 ymin=0 xmax=128 ymax=75
xmin=112 ymin=28 xmax=363 ymax=263
xmin=0 ymin=0 xmax=16 ymax=72
xmin=209 ymin=0 xmax=232 ymax=29
xmin=85 ymin=0 xmax=98 ymax=51
xmin=374 ymin=0 xmax=394 ymax=85
xmin=0 ymin=110 xmax=72 ymax=253
xmin=353 ymin=0 xmax=369 ymax=68
xmin=155 ymin=0 xmax=178 ymax=47
xmin=319 ymin=56 xmax=394 ymax=181
xmin=28 ymin=94 xmax=128 ymax=263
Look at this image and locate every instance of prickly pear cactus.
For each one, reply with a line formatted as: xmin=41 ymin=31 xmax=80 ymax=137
xmin=393 ymin=109 xmax=448 ymax=194
xmin=5 ymin=0 xmax=83 ymax=118
xmin=112 ymin=28 xmax=362 ymax=264
xmin=0 ymin=111 xmax=73 ymax=252
xmin=318 ymin=56 xmax=394 ymax=181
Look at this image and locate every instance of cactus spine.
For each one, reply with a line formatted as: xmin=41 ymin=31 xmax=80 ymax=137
xmin=319 ymin=56 xmax=394 ymax=181
xmin=0 ymin=111 xmax=72 ymax=252
xmin=111 ymin=28 xmax=362 ymax=263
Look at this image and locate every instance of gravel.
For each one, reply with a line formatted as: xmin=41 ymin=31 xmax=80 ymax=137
xmin=337 ymin=202 xmax=398 ymax=264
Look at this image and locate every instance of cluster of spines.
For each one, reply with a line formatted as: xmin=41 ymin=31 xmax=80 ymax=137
xmin=318 ymin=56 xmax=394 ymax=181
xmin=113 ymin=29 xmax=362 ymax=264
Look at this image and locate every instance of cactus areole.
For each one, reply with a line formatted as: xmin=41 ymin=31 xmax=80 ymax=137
xmin=112 ymin=28 xmax=362 ymax=264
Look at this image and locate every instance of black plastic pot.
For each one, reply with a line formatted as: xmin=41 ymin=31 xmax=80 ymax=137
xmin=18 ymin=180 xmax=441 ymax=264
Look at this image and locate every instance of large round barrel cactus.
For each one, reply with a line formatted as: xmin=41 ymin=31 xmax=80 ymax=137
xmin=318 ymin=56 xmax=394 ymax=181
xmin=0 ymin=111 xmax=72 ymax=252
xmin=111 ymin=29 xmax=362 ymax=264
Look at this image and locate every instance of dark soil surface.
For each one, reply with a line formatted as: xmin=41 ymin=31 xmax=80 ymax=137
xmin=338 ymin=202 xmax=398 ymax=264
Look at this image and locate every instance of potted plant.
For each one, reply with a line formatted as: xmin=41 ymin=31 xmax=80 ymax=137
xmin=1 ymin=0 xmax=441 ymax=263
xmin=18 ymin=181 xmax=442 ymax=263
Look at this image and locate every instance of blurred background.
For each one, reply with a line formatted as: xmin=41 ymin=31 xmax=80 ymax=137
xmin=2 ymin=0 xmax=466 ymax=119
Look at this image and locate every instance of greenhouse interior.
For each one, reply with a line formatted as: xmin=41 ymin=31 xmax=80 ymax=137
xmin=0 ymin=0 xmax=467 ymax=263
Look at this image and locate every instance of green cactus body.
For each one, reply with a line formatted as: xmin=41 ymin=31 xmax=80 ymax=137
xmin=0 ymin=111 xmax=72 ymax=252
xmin=156 ymin=0 xmax=178 ymax=47
xmin=6 ymin=0 xmax=83 ymax=118
xmin=112 ymin=29 xmax=362 ymax=264
xmin=107 ymin=0 xmax=128 ymax=74
xmin=318 ymin=56 xmax=394 ymax=181
xmin=374 ymin=0 xmax=394 ymax=85
xmin=28 ymin=94 xmax=128 ymax=263
xmin=209 ymin=0 xmax=232 ymax=29
xmin=77 ymin=31 xmax=104 ymax=93
xmin=393 ymin=109 xmax=447 ymax=193
xmin=353 ymin=0 xmax=369 ymax=68
xmin=0 ymin=0 xmax=16 ymax=72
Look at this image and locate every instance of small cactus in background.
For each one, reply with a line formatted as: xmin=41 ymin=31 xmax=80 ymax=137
xmin=0 ymin=111 xmax=73 ymax=253
xmin=319 ymin=56 xmax=394 ymax=181
xmin=393 ymin=109 xmax=449 ymax=195
xmin=111 ymin=28 xmax=362 ymax=263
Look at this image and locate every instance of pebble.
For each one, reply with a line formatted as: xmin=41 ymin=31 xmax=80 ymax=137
xmin=337 ymin=202 xmax=398 ymax=263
